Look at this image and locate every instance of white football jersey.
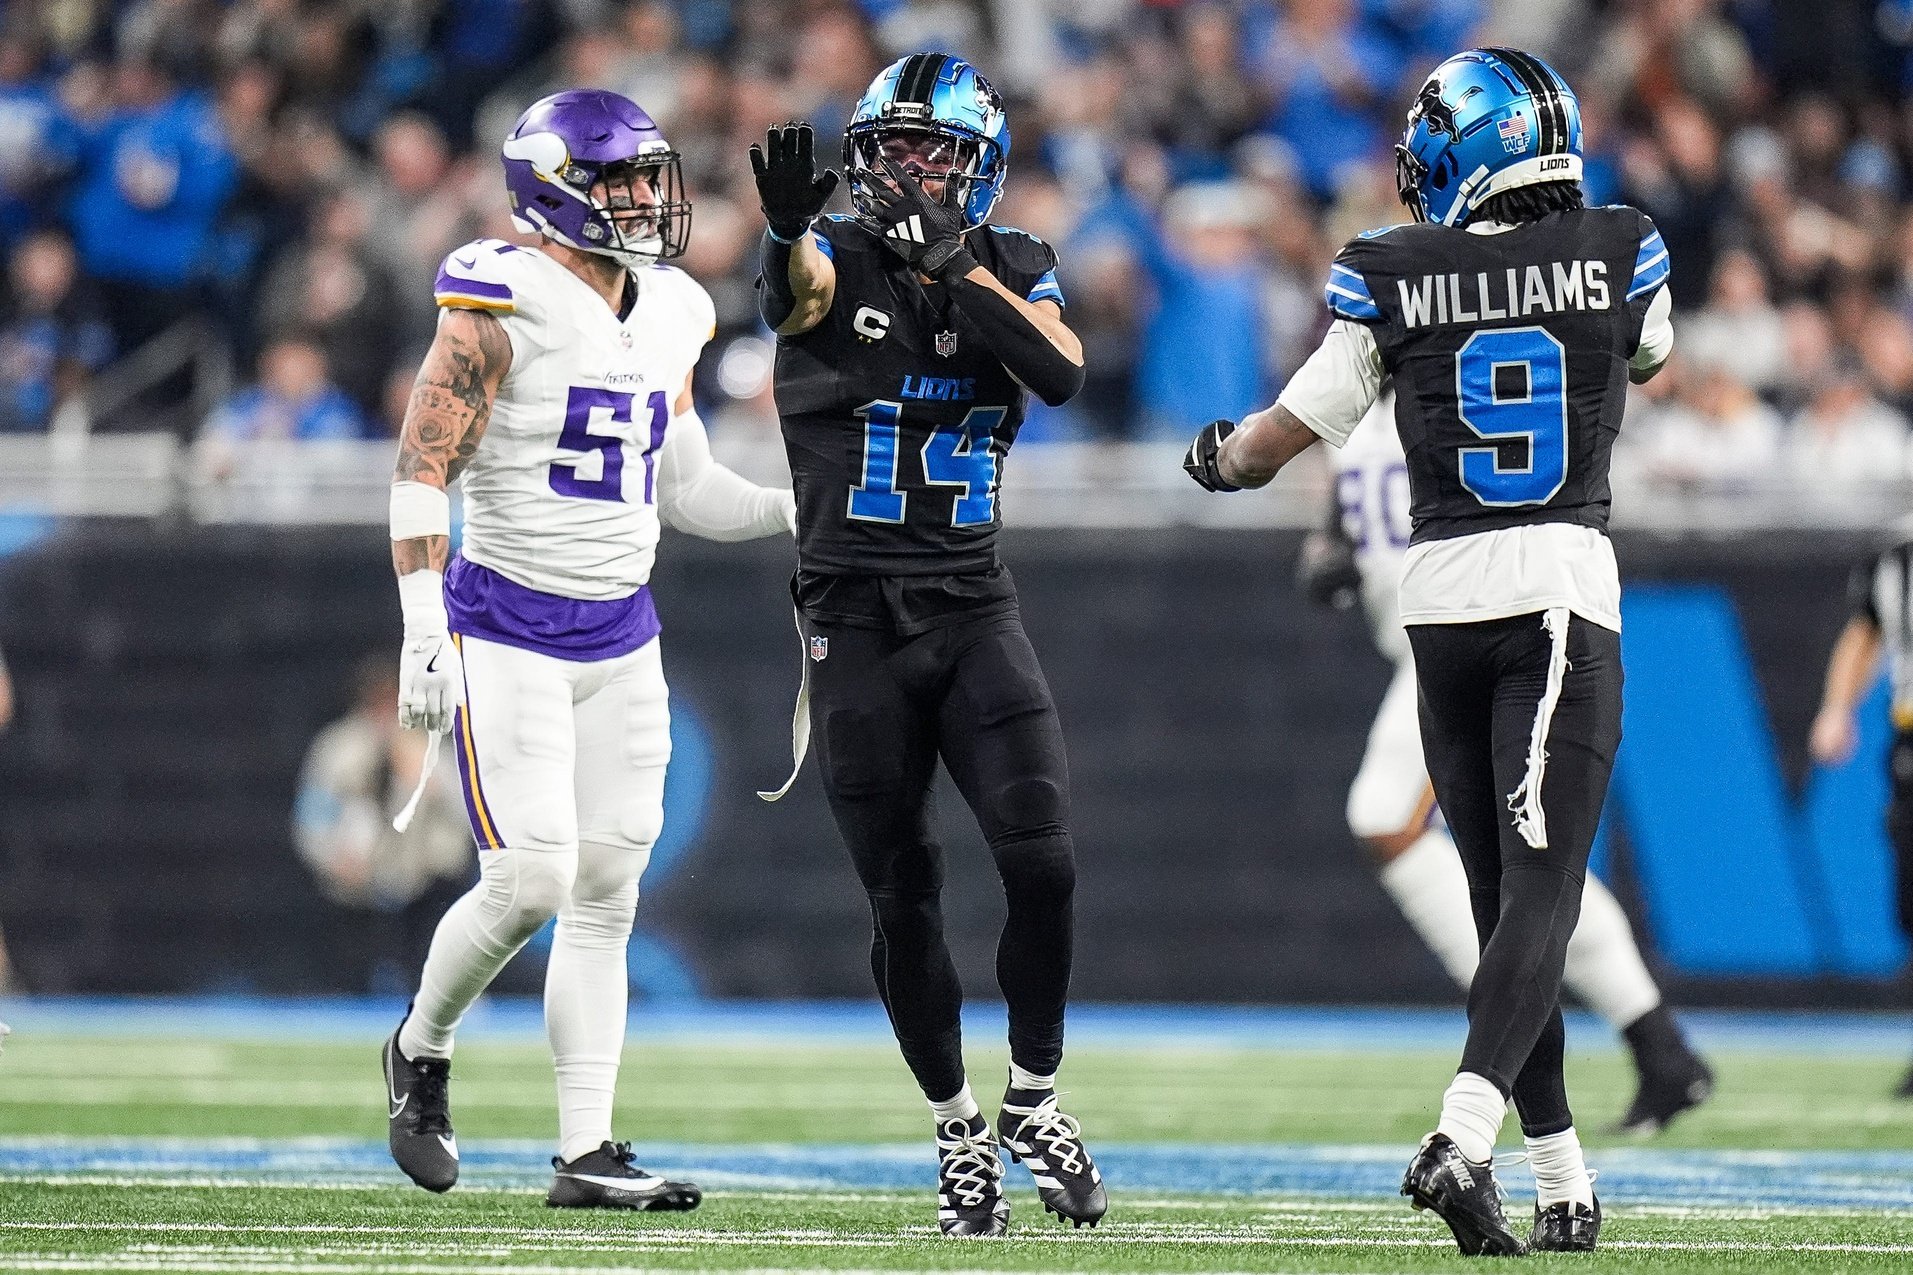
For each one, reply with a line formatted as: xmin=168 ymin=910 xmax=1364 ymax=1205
xmin=434 ymin=239 xmax=715 ymax=601
xmin=1328 ymin=392 xmax=1411 ymax=662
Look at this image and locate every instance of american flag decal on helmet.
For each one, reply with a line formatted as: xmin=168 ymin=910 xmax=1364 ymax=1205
xmin=1498 ymin=114 xmax=1531 ymax=153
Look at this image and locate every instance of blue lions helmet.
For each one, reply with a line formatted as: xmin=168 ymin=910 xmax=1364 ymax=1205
xmin=844 ymin=52 xmax=1010 ymax=232
xmin=1395 ymin=47 xmax=1584 ymax=227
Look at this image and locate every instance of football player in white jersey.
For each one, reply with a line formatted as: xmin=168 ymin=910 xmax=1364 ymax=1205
xmin=380 ymin=90 xmax=795 ymax=1209
xmin=1313 ymin=395 xmax=1713 ymax=1135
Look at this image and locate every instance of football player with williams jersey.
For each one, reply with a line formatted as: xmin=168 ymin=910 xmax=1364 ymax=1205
xmin=1312 ymin=394 xmax=1710 ymax=1138
xmin=380 ymin=89 xmax=794 ymax=1210
xmin=1186 ymin=48 xmax=1674 ymax=1256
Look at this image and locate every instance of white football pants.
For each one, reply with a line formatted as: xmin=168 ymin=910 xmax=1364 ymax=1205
xmin=399 ymin=633 xmax=670 ymax=1162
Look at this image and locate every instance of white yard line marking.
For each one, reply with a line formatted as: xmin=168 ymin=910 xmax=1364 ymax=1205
xmin=7 ymin=1221 xmax=1913 ymax=1255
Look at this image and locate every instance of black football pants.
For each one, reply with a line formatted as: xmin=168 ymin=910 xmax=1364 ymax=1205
xmin=1409 ymin=611 xmax=1623 ymax=1138
xmin=1885 ymin=729 xmax=1913 ymax=943
xmin=805 ymin=608 xmax=1076 ymax=1103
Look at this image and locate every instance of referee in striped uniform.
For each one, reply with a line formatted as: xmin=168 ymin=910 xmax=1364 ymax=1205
xmin=1811 ymin=533 xmax=1913 ymax=1096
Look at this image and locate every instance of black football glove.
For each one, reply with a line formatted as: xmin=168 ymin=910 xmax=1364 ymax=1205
xmin=1183 ymin=419 xmax=1240 ymax=492
xmin=1296 ymin=529 xmax=1362 ymax=611
xmin=866 ymin=158 xmax=974 ymax=278
xmin=750 ymin=122 xmax=840 ymax=242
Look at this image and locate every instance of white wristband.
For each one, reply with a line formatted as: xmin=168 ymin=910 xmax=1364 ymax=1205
xmin=397 ymin=569 xmax=448 ymax=637
xmin=390 ymin=482 xmax=450 ymax=541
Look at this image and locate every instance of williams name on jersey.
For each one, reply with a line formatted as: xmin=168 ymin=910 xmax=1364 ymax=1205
xmin=1328 ymin=206 xmax=1668 ymax=546
xmin=773 ymin=215 xmax=1064 ymax=576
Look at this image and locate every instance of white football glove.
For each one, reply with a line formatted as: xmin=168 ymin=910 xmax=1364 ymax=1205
xmin=398 ymin=631 xmax=463 ymax=733
xmin=396 ymin=569 xmax=462 ymax=733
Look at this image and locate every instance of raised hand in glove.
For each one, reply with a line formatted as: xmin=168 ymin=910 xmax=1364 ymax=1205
xmin=750 ymin=122 xmax=840 ymax=242
xmin=865 ymin=158 xmax=975 ymax=279
xmin=1183 ymin=419 xmax=1240 ymax=492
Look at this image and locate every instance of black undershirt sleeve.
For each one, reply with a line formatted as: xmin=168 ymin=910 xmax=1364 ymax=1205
xmin=1849 ymin=557 xmax=1882 ymax=628
xmin=755 ymin=228 xmax=800 ymax=330
xmin=937 ymin=269 xmax=1085 ymax=408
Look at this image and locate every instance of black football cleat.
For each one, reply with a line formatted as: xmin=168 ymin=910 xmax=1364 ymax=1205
xmin=1531 ymin=1193 xmax=1601 ymax=1252
xmin=547 ymin=1141 xmax=702 ymax=1211
xmin=936 ymin=1115 xmax=1010 ymax=1236
xmin=1401 ymin=1133 xmax=1526 ymax=1257
xmin=1614 ymin=1047 xmax=1715 ymax=1136
xmin=382 ymin=1026 xmax=458 ymax=1192
xmin=998 ymin=1088 xmax=1107 ymax=1228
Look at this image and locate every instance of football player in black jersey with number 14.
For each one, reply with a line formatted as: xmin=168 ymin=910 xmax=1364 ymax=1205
xmin=749 ymin=53 xmax=1104 ymax=1238
xmin=1186 ymin=50 xmax=1674 ymax=1256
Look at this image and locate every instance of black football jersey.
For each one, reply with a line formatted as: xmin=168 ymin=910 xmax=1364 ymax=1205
xmin=773 ymin=214 xmax=1064 ymax=576
xmin=1328 ymin=206 xmax=1668 ymax=544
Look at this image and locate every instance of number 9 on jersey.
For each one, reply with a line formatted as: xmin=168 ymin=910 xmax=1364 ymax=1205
xmin=1455 ymin=327 xmax=1568 ymax=509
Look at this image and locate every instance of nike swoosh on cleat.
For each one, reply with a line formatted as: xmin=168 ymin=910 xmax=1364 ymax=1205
xmin=560 ymin=1171 xmax=666 ymax=1191
xmin=438 ymin=1134 xmax=458 ymax=1160
xmin=388 ymin=1093 xmax=408 ymax=1120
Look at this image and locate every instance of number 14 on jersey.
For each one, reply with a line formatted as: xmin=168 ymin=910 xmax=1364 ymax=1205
xmin=848 ymin=400 xmax=1006 ymax=527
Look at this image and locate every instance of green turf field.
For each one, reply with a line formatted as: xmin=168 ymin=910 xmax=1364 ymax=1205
xmin=3 ymin=1024 xmax=1911 ymax=1273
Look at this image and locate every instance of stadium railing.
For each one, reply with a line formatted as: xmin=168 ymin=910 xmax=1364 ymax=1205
xmin=0 ymin=434 xmax=1907 ymax=532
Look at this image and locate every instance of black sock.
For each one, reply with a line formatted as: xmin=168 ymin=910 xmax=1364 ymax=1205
xmin=1622 ymin=1003 xmax=1688 ymax=1068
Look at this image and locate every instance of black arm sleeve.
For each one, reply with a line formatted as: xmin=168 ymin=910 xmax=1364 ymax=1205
xmin=755 ymin=228 xmax=799 ymax=330
xmin=1850 ymin=557 xmax=1883 ymax=627
xmin=939 ymin=272 xmax=1086 ymax=407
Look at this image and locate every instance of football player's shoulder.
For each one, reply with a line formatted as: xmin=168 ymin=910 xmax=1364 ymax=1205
xmin=1597 ymin=203 xmax=1669 ymax=300
xmin=979 ymin=223 xmax=1063 ymax=306
xmin=811 ymin=213 xmax=875 ymax=264
xmin=434 ymin=237 xmax=540 ymax=318
xmin=1324 ymin=225 xmax=1414 ymax=324
xmin=644 ymin=261 xmax=717 ymax=339
xmin=980 ymin=221 xmax=1054 ymax=259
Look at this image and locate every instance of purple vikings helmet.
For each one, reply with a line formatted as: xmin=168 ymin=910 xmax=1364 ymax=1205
xmin=502 ymin=90 xmax=691 ymax=269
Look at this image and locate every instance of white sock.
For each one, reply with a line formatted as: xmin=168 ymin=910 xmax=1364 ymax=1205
xmin=549 ymin=842 xmax=648 ymax=1165
xmin=400 ymin=845 xmax=575 ymax=1061
xmin=1525 ymin=1127 xmax=1593 ymax=1208
xmin=1562 ymin=875 xmax=1663 ymax=1030
xmin=1379 ymin=830 xmax=1481 ymax=988
xmin=1008 ymin=1062 xmax=1055 ymax=1093
xmin=929 ymin=1082 xmax=979 ymax=1124
xmin=1436 ymin=1071 xmax=1507 ymax=1163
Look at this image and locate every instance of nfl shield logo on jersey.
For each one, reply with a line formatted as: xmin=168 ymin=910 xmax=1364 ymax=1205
xmin=935 ymin=330 xmax=958 ymax=357
xmin=809 ymin=635 xmax=829 ymax=661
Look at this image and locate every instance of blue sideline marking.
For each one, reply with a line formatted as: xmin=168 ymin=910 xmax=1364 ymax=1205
xmin=3 ymin=1137 xmax=1911 ymax=1211
xmin=0 ymin=996 xmax=1907 ymax=1055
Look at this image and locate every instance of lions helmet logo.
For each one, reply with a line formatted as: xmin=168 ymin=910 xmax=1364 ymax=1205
xmin=1413 ymin=79 xmax=1462 ymax=143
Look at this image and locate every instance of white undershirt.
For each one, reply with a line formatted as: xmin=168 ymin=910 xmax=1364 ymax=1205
xmin=1275 ymin=225 xmax=1674 ymax=631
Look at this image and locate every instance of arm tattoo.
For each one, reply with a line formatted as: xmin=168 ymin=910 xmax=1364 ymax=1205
xmin=394 ymin=309 xmax=512 ymax=487
xmin=392 ymin=308 xmax=511 ymax=577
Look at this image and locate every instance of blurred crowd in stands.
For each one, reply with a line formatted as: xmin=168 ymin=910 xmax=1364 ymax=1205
xmin=4 ymin=0 xmax=1913 ymax=494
